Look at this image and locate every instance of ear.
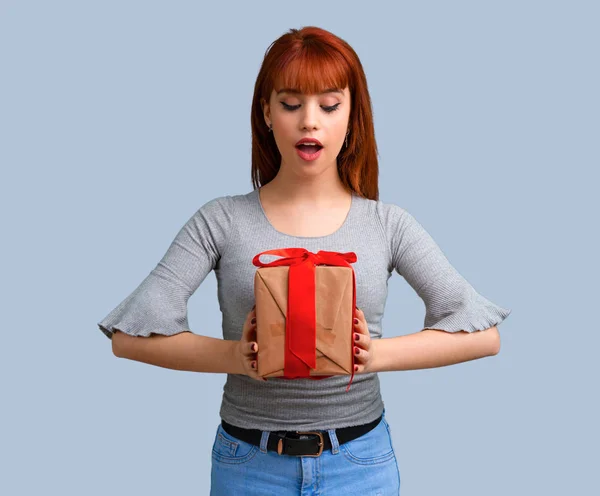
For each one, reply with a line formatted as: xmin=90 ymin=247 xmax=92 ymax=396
xmin=261 ymin=97 xmax=271 ymax=127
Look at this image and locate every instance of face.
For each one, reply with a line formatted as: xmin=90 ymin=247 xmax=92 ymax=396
xmin=262 ymin=86 xmax=351 ymax=173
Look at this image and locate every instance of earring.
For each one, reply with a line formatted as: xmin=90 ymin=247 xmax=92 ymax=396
xmin=268 ymin=124 xmax=273 ymax=133
xmin=345 ymin=131 xmax=349 ymax=147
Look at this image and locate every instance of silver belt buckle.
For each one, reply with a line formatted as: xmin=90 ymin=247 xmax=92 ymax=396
xmin=277 ymin=431 xmax=324 ymax=457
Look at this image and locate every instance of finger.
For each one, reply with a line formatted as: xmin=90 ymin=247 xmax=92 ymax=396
xmin=353 ymin=315 xmax=367 ymax=335
xmin=353 ymin=322 xmax=366 ymax=351
xmin=249 ymin=360 xmax=267 ymax=382
xmin=354 ymin=346 xmax=368 ymax=362
xmin=249 ymin=359 xmax=258 ymax=374
xmin=356 ymin=308 xmax=368 ymax=329
xmin=358 ymin=335 xmax=371 ymax=352
xmin=353 ymin=310 xmax=371 ymax=343
xmin=242 ymin=314 xmax=257 ymax=340
xmin=245 ymin=341 xmax=258 ymax=356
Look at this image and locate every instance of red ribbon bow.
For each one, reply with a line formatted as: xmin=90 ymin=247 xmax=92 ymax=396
xmin=252 ymin=248 xmax=358 ymax=392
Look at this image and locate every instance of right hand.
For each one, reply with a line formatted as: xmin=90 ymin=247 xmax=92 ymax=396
xmin=235 ymin=305 xmax=267 ymax=382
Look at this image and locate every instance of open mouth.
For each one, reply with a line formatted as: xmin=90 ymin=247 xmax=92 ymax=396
xmin=295 ymin=144 xmax=323 ymax=162
xmin=296 ymin=144 xmax=323 ymax=153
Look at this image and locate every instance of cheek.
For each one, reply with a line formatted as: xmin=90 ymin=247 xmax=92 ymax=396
xmin=274 ymin=122 xmax=296 ymax=149
xmin=330 ymin=112 xmax=350 ymax=134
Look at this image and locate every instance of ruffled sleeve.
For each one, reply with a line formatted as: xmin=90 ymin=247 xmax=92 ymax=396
xmin=97 ymin=196 xmax=233 ymax=340
xmin=378 ymin=202 xmax=511 ymax=333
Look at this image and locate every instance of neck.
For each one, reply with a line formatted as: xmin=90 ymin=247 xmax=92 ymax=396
xmin=263 ymin=163 xmax=350 ymax=206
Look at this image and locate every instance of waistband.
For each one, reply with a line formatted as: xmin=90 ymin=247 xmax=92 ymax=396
xmin=221 ymin=414 xmax=383 ymax=457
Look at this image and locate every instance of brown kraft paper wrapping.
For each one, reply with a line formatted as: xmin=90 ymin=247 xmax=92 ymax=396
xmin=254 ymin=265 xmax=354 ymax=379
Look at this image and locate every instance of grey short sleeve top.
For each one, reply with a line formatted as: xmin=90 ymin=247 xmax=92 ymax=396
xmin=97 ymin=189 xmax=511 ymax=431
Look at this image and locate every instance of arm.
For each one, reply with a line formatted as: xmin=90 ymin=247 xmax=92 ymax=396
xmin=370 ymin=326 xmax=500 ymax=373
xmin=98 ymin=196 xmax=234 ymax=345
xmin=376 ymin=203 xmax=510 ymax=368
xmin=113 ymin=330 xmax=245 ymax=374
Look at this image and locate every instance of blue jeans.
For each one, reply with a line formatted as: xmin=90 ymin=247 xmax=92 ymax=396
xmin=210 ymin=409 xmax=401 ymax=495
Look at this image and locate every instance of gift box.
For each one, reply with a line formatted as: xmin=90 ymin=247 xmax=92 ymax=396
xmin=252 ymin=248 xmax=358 ymax=392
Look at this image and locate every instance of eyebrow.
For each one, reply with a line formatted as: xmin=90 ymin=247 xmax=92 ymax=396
xmin=276 ymin=88 xmax=344 ymax=96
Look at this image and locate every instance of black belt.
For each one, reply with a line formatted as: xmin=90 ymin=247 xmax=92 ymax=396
xmin=221 ymin=414 xmax=383 ymax=457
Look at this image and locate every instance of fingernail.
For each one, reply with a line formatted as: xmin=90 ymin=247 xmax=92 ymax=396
xmin=353 ymin=318 xmax=359 ymax=324
xmin=252 ymin=343 xmax=257 ymax=352
xmin=354 ymin=333 xmax=359 ymax=341
xmin=251 ymin=361 xmax=256 ymax=368
xmin=354 ymin=347 xmax=360 ymax=355
xmin=251 ymin=318 xmax=256 ymax=325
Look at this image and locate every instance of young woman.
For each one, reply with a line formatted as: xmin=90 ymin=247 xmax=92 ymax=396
xmin=99 ymin=26 xmax=511 ymax=495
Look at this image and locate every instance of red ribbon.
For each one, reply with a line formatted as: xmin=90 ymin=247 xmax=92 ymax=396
xmin=252 ymin=248 xmax=358 ymax=392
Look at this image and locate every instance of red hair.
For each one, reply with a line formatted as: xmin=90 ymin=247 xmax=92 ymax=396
xmin=250 ymin=26 xmax=379 ymax=201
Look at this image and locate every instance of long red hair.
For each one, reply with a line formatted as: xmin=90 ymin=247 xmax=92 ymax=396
xmin=250 ymin=26 xmax=379 ymax=201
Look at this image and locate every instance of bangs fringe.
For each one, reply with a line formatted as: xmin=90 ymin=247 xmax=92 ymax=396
xmin=272 ymin=46 xmax=350 ymax=94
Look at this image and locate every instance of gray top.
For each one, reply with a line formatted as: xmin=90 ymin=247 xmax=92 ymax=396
xmin=98 ymin=188 xmax=511 ymax=431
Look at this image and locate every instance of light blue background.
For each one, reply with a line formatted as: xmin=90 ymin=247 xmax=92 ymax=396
xmin=2 ymin=1 xmax=598 ymax=495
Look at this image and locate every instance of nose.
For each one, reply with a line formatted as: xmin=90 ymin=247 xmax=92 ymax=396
xmin=299 ymin=103 xmax=319 ymax=131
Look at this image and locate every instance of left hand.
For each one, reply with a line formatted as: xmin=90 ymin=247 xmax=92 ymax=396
xmin=353 ymin=307 xmax=375 ymax=374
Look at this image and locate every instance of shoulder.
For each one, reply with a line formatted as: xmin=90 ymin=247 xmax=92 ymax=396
xmin=195 ymin=190 xmax=257 ymax=214
xmin=356 ymin=195 xmax=411 ymax=231
xmin=192 ymin=192 xmax=251 ymax=222
xmin=375 ymin=198 xmax=409 ymax=222
xmin=196 ymin=194 xmax=234 ymax=214
xmin=359 ymin=197 xmax=432 ymax=255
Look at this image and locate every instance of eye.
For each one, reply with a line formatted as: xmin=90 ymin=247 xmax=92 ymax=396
xmin=281 ymin=102 xmax=300 ymax=111
xmin=323 ymin=104 xmax=341 ymax=113
xmin=280 ymin=102 xmax=341 ymax=113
